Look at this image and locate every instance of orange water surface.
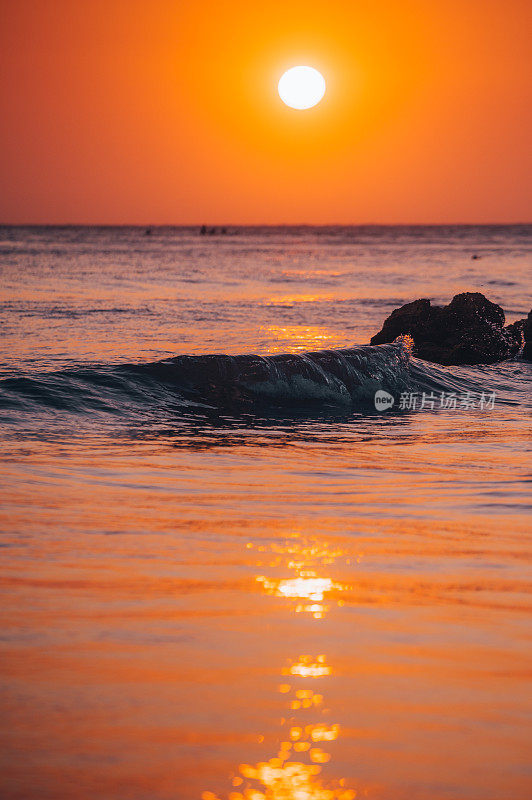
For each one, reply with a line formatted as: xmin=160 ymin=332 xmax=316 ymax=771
xmin=0 ymin=226 xmax=531 ymax=799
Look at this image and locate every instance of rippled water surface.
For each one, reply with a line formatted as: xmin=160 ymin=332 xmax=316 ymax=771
xmin=0 ymin=226 xmax=531 ymax=800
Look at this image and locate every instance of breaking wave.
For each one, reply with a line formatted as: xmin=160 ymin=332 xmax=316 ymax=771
xmin=0 ymin=341 xmax=529 ymax=418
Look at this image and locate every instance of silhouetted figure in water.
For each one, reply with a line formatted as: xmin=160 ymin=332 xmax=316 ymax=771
xmin=200 ymin=225 xmax=207 ymax=235
xmin=221 ymin=227 xmax=227 ymax=235
xmin=471 ymin=254 xmax=481 ymax=259
xmin=208 ymin=227 xmax=216 ymax=235
xmin=144 ymin=227 xmax=152 ymax=236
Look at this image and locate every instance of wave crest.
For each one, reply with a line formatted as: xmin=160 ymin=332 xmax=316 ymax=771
xmin=0 ymin=340 xmax=528 ymax=417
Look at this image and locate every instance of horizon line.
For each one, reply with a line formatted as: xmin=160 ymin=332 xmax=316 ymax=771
xmin=1 ymin=221 xmax=531 ymax=228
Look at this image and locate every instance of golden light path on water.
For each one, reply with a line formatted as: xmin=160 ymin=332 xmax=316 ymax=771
xmin=255 ymin=540 xmax=349 ymax=619
xmin=202 ymin=539 xmax=357 ymax=800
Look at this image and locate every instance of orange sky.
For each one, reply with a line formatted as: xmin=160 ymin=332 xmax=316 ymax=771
xmin=1 ymin=0 xmax=531 ymax=224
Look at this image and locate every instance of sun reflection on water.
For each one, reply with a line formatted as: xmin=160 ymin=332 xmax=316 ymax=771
xmin=284 ymin=654 xmax=332 ymax=680
xmin=257 ymin=324 xmax=348 ymax=353
xmin=201 ymin=538 xmax=358 ymax=800
xmin=202 ymin=652 xmax=355 ymax=800
xmin=254 ymin=539 xmax=349 ymax=619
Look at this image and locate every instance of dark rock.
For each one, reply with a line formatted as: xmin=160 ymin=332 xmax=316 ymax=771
xmin=370 ymin=299 xmax=437 ymax=346
xmin=370 ymin=292 xmax=526 ymax=365
xmin=522 ymin=310 xmax=532 ymax=360
xmin=443 ymin=291 xmax=505 ymax=328
xmin=504 ymin=318 xmax=526 ymax=354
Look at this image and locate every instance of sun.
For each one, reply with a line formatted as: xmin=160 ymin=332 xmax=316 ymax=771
xmin=278 ymin=66 xmax=326 ymax=110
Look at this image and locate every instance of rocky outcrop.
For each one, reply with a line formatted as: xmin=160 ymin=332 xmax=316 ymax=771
xmin=370 ymin=292 xmax=529 ymax=365
xmin=522 ymin=310 xmax=532 ymax=360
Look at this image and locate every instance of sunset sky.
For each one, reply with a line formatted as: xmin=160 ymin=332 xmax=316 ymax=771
xmin=1 ymin=0 xmax=531 ymax=224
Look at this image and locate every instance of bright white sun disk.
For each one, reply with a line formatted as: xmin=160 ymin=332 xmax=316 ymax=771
xmin=278 ymin=66 xmax=326 ymax=110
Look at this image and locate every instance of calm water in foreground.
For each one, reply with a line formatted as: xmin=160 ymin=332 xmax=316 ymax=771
xmin=0 ymin=226 xmax=531 ymax=800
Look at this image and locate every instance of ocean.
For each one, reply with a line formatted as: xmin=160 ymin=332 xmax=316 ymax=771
xmin=0 ymin=225 xmax=531 ymax=800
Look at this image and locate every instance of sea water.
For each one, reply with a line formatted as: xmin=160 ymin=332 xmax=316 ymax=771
xmin=0 ymin=225 xmax=531 ymax=799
